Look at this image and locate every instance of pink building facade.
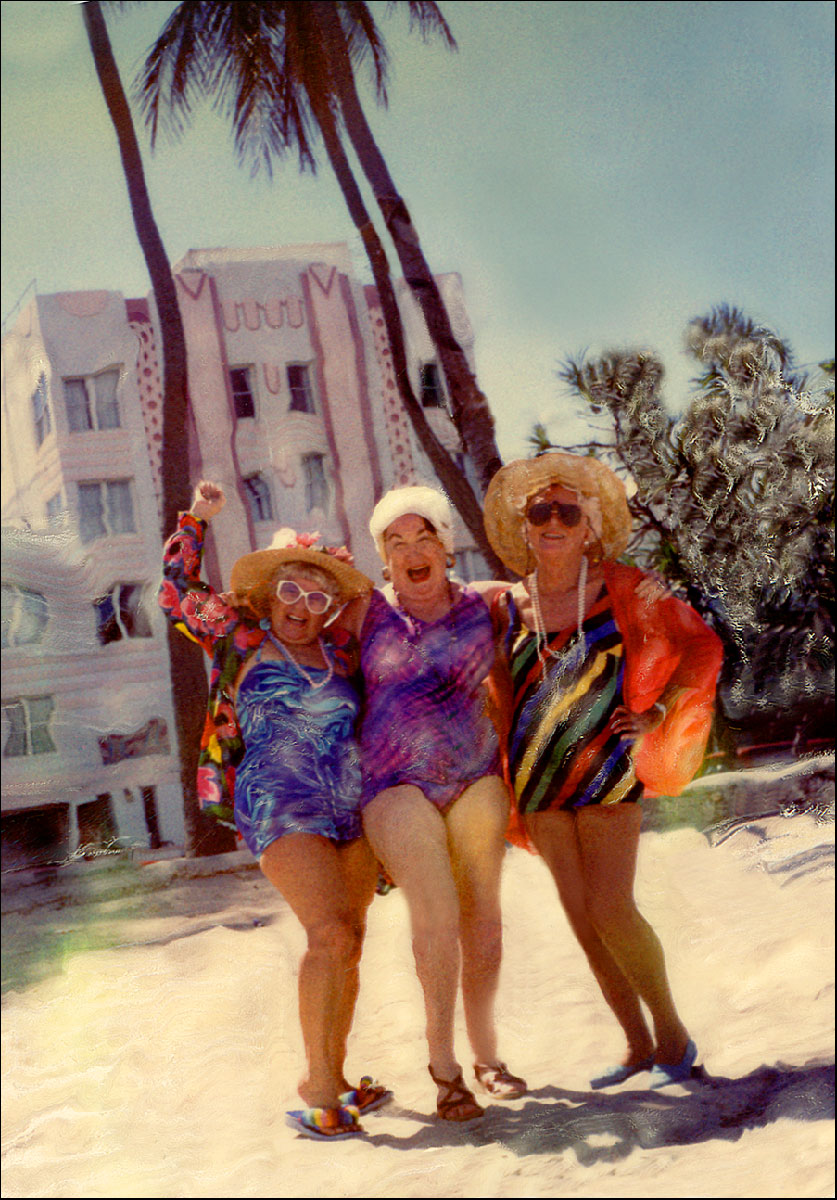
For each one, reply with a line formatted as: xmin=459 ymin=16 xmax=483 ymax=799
xmin=1 ymin=243 xmax=485 ymax=868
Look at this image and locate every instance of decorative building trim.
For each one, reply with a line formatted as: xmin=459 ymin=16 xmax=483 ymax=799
xmin=299 ymin=271 xmax=351 ymax=548
xmin=339 ymin=274 xmax=384 ymax=501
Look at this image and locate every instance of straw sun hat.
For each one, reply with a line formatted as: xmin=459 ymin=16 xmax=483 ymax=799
xmin=229 ymin=528 xmax=372 ymax=612
xmin=483 ymin=452 xmax=632 ymax=575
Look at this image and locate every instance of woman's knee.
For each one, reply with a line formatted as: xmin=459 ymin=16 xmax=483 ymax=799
xmin=305 ymin=914 xmax=365 ymax=966
xmin=461 ymin=914 xmax=502 ymax=968
xmin=586 ymin=890 xmax=644 ymax=943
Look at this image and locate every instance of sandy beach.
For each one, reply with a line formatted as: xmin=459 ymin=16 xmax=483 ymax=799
xmin=2 ymin=801 xmax=834 ymax=1199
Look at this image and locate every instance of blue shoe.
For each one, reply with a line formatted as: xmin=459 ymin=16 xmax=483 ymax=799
xmin=590 ymin=1055 xmax=654 ymax=1090
xmin=648 ymin=1040 xmax=698 ymax=1089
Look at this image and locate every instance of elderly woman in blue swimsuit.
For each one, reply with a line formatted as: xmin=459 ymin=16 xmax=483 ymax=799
xmin=159 ymin=482 xmax=387 ymax=1142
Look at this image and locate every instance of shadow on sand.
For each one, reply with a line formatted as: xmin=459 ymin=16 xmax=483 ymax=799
xmin=366 ymin=1059 xmax=835 ymax=1163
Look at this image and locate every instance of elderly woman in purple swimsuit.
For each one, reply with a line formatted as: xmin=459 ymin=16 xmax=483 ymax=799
xmin=340 ymin=486 xmax=527 ymax=1123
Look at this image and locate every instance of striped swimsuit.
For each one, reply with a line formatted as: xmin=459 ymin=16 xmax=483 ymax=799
xmin=503 ymin=588 xmax=643 ymax=814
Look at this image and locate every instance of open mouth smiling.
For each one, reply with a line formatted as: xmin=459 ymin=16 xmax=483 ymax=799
xmin=407 ymin=565 xmax=432 ymax=582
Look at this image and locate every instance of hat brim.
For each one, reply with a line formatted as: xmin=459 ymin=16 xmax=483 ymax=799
xmin=483 ymin=453 xmax=632 ymax=575
xmin=229 ymin=546 xmax=373 ymax=605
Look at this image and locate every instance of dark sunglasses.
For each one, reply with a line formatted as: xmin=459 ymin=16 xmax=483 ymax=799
xmin=275 ymin=579 xmax=333 ymax=614
xmin=525 ymin=500 xmax=583 ymax=528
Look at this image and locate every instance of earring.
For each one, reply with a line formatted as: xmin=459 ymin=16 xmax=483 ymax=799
xmin=381 ymin=565 xmax=391 ymax=581
xmin=446 ymin=554 xmax=456 ymax=570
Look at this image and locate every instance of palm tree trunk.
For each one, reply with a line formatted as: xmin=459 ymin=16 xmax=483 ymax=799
xmin=82 ymin=1 xmax=235 ymax=856
xmin=311 ymin=1 xmax=504 ymax=497
xmin=309 ymin=90 xmax=504 ymax=572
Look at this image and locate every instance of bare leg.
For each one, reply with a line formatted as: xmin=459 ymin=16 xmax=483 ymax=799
xmin=260 ymin=833 xmax=370 ymax=1107
xmin=525 ymin=808 xmax=655 ymax=1065
xmin=576 ymin=803 xmax=690 ymax=1064
xmin=362 ymin=786 xmax=462 ymax=1081
xmin=329 ymin=836 xmax=378 ymax=1087
xmin=445 ymin=776 xmax=509 ymax=1066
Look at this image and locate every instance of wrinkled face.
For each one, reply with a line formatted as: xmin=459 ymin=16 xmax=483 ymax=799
xmin=268 ymin=568 xmax=335 ymax=646
xmin=383 ymin=513 xmax=448 ymax=604
xmin=524 ymin=483 xmax=592 ymax=567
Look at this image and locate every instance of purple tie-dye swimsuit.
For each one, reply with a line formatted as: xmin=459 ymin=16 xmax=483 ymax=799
xmin=359 ymin=586 xmax=501 ymax=810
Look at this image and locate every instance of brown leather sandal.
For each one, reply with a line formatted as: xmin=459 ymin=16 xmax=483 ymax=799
xmin=428 ymin=1065 xmax=485 ymax=1122
xmin=474 ymin=1061 xmax=528 ymax=1099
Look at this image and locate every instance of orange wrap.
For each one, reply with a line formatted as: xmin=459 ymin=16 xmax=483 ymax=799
xmin=488 ymin=566 xmax=724 ymax=849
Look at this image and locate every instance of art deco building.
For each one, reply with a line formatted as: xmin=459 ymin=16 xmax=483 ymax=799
xmin=1 ymin=243 xmax=485 ymax=868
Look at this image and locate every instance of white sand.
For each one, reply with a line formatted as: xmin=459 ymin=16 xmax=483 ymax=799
xmin=2 ymin=811 xmax=834 ymax=1199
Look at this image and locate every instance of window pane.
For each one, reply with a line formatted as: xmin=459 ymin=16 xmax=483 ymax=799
xmin=420 ymin=362 xmax=443 ymax=408
xmin=78 ymin=484 xmax=106 ymax=543
xmin=32 ymin=375 xmax=51 ymax=446
xmin=2 ymin=701 xmax=27 ymax=757
xmin=94 ymin=593 xmax=121 ymax=644
xmin=94 ymin=369 xmax=120 ymax=429
xmin=65 ymin=379 xmax=92 ymax=432
xmin=16 ymin=589 xmax=48 ymax=645
xmin=288 ymin=364 xmax=315 ymax=413
xmin=28 ymin=697 xmax=56 ymax=754
xmin=46 ymin=493 xmax=63 ymax=525
xmin=106 ymin=481 xmax=135 ymax=534
xmin=303 ymin=454 xmax=328 ymax=512
xmin=119 ymin=584 xmax=152 ymax=638
xmin=230 ymin=367 xmax=255 ymax=418
xmin=243 ymin=475 xmax=273 ymax=523
xmin=1 ymin=586 xmax=15 ymax=649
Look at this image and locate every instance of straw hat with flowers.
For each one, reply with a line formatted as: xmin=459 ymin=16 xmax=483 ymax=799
xmin=229 ymin=528 xmax=372 ymax=617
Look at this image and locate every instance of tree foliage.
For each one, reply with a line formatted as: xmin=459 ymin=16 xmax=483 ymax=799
xmin=553 ymin=306 xmax=835 ymax=726
xmin=133 ymin=0 xmax=505 ymax=570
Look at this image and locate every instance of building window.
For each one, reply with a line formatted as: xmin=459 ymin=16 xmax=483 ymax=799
xmin=63 ymin=368 xmax=121 ymax=432
xmin=94 ymin=583 xmax=153 ymax=644
xmin=45 ymin=492 xmax=64 ymax=526
xmin=287 ymin=363 xmax=316 ymax=413
xmin=1 ymin=584 xmax=48 ymax=648
xmin=141 ymin=785 xmax=162 ymax=849
xmin=98 ymin=717 xmax=170 ymax=766
xmin=302 ymin=453 xmax=328 ymax=513
xmin=77 ymin=480 xmax=136 ymax=543
xmin=230 ymin=367 xmax=256 ymax=418
xmin=32 ymin=373 xmax=52 ymax=447
xmin=243 ymin=474 xmax=274 ymax=523
xmin=76 ymin=795 xmax=117 ymax=852
xmin=2 ymin=696 xmax=56 ymax=757
xmin=420 ymin=362 xmax=444 ymax=408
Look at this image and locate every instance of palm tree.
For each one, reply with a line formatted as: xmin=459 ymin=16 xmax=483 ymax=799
xmin=83 ymin=1 xmax=236 ymax=856
xmin=136 ymin=0 xmax=505 ymax=571
xmin=310 ymin=1 xmax=503 ymax=493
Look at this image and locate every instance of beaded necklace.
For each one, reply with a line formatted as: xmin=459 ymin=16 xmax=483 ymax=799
xmin=265 ymin=630 xmax=334 ymax=690
xmin=528 ymin=555 xmax=589 ymax=670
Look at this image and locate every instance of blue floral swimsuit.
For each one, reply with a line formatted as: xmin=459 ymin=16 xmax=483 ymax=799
xmin=234 ymin=636 xmax=364 ymax=855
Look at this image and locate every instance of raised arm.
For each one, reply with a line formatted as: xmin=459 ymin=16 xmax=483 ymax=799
xmin=158 ymin=481 xmax=242 ymax=653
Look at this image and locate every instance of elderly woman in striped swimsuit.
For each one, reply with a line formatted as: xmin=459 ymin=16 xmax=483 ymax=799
xmin=482 ymin=453 xmax=723 ymax=1090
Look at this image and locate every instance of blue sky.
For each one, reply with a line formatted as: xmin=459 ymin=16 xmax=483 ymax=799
xmin=1 ymin=0 xmax=834 ymax=459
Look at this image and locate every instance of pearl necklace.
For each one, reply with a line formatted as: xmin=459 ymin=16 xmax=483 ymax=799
xmin=266 ymin=631 xmax=334 ymax=690
xmin=528 ymin=555 xmax=588 ymax=667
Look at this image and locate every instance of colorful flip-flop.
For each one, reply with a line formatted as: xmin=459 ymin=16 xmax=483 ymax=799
xmin=338 ymin=1075 xmax=392 ymax=1114
xmin=285 ymin=1105 xmax=364 ymax=1141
